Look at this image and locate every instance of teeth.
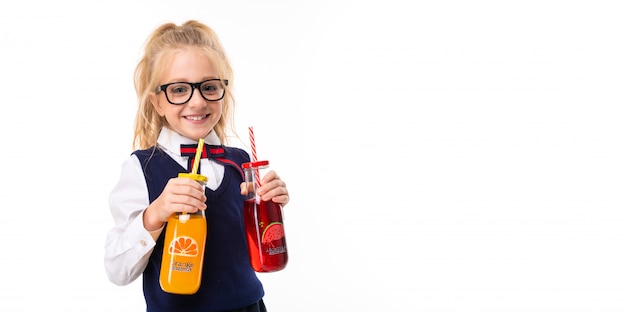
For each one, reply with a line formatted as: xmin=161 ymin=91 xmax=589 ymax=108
xmin=187 ymin=115 xmax=206 ymax=121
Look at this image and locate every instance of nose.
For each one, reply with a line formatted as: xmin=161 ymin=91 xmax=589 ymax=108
xmin=187 ymin=87 xmax=206 ymax=107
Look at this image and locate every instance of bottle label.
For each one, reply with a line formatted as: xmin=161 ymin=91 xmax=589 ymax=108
xmin=267 ymin=246 xmax=286 ymax=255
xmin=165 ymin=236 xmax=200 ymax=273
xmin=262 ymin=222 xmax=286 ymax=255
xmin=171 ymin=261 xmax=195 ymax=272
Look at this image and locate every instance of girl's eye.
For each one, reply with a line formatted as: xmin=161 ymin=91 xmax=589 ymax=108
xmin=201 ymin=83 xmax=218 ymax=93
xmin=169 ymin=84 xmax=190 ymax=94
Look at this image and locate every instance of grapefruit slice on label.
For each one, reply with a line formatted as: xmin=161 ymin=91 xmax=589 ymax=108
xmin=169 ymin=236 xmax=198 ymax=256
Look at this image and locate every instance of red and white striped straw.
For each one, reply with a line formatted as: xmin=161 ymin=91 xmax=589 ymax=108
xmin=248 ymin=126 xmax=261 ymax=188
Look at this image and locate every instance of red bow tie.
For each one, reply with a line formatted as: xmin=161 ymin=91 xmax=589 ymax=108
xmin=180 ymin=144 xmax=225 ymax=173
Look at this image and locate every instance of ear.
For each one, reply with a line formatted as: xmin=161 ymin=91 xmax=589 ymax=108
xmin=150 ymin=92 xmax=165 ymax=116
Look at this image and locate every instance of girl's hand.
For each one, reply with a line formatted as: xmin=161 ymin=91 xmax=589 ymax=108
xmin=143 ymin=177 xmax=207 ymax=231
xmin=240 ymin=170 xmax=289 ymax=206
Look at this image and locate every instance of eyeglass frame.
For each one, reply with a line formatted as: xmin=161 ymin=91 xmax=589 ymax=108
xmin=156 ymin=78 xmax=229 ymax=105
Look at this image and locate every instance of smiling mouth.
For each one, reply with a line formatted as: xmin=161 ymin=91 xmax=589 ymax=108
xmin=185 ymin=114 xmax=208 ymax=121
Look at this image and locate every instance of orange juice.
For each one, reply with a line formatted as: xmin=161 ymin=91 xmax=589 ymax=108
xmin=159 ymin=212 xmax=207 ymax=294
xmin=159 ymin=172 xmax=208 ymax=295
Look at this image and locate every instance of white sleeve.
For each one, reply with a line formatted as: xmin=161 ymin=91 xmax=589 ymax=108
xmin=104 ymin=154 xmax=163 ymax=286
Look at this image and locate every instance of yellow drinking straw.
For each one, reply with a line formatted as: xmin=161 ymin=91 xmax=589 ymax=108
xmin=191 ymin=138 xmax=204 ymax=175
xmin=179 ymin=138 xmax=205 ymax=220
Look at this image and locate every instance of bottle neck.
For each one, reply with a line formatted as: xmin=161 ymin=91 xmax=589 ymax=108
xmin=244 ymin=165 xmax=267 ymax=200
xmin=175 ymin=210 xmax=204 ymax=216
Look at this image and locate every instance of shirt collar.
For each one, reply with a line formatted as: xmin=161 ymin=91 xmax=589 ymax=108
xmin=156 ymin=128 xmax=222 ymax=157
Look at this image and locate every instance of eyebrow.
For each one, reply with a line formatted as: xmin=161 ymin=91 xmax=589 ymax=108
xmin=163 ymin=77 xmax=220 ymax=84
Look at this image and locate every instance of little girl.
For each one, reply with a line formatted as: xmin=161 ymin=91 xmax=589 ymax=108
xmin=104 ymin=20 xmax=289 ymax=312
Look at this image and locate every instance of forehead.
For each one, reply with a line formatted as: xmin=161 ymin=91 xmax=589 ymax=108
xmin=160 ymin=46 xmax=218 ymax=82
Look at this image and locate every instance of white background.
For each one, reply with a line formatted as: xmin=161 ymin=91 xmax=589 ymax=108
xmin=0 ymin=1 xmax=625 ymax=311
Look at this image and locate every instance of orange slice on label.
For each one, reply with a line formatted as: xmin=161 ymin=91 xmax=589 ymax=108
xmin=168 ymin=236 xmax=198 ymax=256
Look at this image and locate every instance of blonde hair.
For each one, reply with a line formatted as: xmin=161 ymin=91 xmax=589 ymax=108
xmin=132 ymin=20 xmax=235 ymax=150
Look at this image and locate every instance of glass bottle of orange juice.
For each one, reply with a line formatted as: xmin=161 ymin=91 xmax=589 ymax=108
xmin=242 ymin=160 xmax=288 ymax=272
xmin=159 ymin=172 xmax=208 ymax=295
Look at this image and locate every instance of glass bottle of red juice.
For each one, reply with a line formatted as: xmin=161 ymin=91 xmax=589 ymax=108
xmin=242 ymin=160 xmax=288 ymax=272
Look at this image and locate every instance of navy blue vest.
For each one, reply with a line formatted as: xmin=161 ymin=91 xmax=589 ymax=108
xmin=133 ymin=146 xmax=264 ymax=312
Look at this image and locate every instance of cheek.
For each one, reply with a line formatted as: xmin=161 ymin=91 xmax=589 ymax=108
xmin=162 ymin=105 xmax=183 ymax=119
xmin=150 ymin=94 xmax=166 ymax=116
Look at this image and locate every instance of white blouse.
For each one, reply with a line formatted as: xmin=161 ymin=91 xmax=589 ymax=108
xmin=103 ymin=128 xmax=225 ymax=286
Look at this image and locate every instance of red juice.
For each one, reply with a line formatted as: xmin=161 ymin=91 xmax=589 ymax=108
xmin=243 ymin=197 xmax=288 ymax=272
